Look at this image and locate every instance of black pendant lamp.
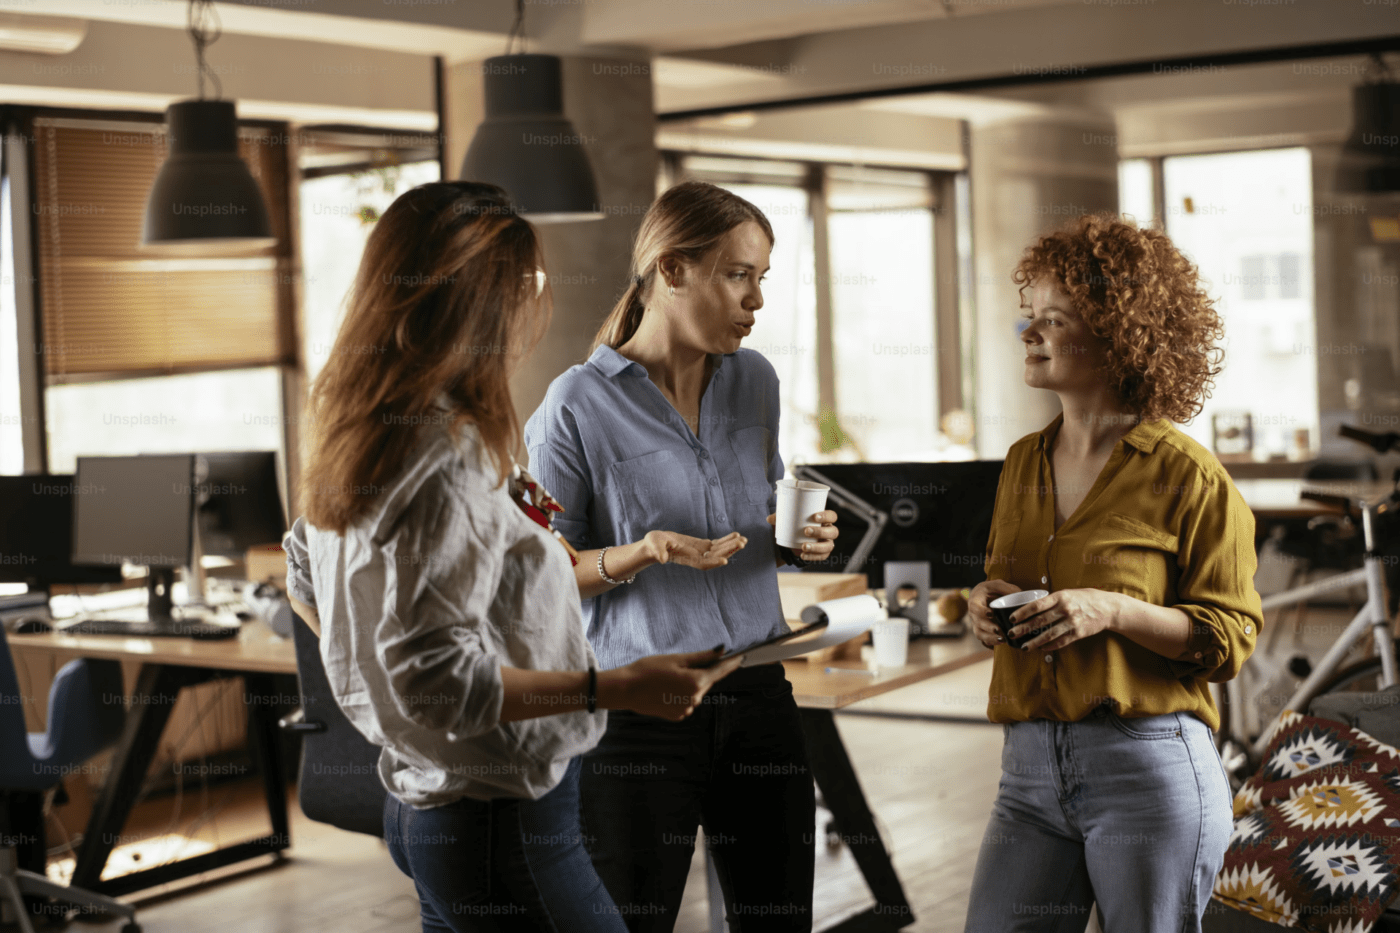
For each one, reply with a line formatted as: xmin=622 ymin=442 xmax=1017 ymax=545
xmin=1337 ymin=57 xmax=1400 ymax=194
xmin=142 ymin=0 xmax=274 ymax=251
xmin=460 ymin=2 xmax=604 ymax=222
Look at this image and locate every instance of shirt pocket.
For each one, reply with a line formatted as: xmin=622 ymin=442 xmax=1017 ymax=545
xmin=1087 ymin=512 xmax=1179 ymax=601
xmin=985 ymin=512 xmax=1021 ymax=578
xmin=608 ymin=449 xmax=707 ymax=538
xmin=729 ymin=424 xmax=775 ymax=509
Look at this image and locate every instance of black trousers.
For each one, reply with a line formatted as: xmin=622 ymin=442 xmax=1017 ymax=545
xmin=579 ymin=663 xmax=815 ymax=933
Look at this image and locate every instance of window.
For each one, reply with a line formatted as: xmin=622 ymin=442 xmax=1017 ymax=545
xmin=32 ymin=114 xmax=295 ymax=472
xmin=1 ymin=172 xmax=21 ymax=474
xmin=46 ymin=367 xmax=284 ymax=474
xmin=674 ymin=154 xmax=958 ymax=466
xmin=299 ymin=157 xmax=440 ymax=385
xmin=1117 ymin=158 xmax=1155 ymax=227
xmin=1160 ymin=148 xmax=1317 ymax=460
xmin=826 ymin=166 xmax=937 ymax=459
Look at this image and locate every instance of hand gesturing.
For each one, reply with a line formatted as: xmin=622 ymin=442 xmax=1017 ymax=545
xmin=643 ymin=530 xmax=747 ymax=570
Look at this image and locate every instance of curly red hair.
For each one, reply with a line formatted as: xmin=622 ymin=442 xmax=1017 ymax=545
xmin=1013 ymin=213 xmax=1224 ymax=424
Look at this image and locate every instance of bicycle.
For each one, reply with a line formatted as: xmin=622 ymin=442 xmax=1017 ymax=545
xmin=1215 ymin=424 xmax=1400 ymax=784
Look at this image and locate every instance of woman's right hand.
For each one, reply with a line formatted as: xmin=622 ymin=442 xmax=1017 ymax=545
xmin=601 ymin=648 xmax=745 ymax=721
xmin=969 ymin=579 xmax=1022 ymax=649
xmin=641 ymin=530 xmax=746 ymax=570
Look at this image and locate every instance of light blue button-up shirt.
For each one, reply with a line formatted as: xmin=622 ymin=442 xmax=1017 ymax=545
xmin=524 ymin=344 xmax=789 ymax=670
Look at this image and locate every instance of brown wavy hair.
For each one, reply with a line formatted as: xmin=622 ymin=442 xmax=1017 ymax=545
xmin=1013 ymin=213 xmax=1224 ymax=423
xmin=592 ymin=181 xmax=773 ymax=352
xmin=301 ymin=181 xmax=549 ymax=533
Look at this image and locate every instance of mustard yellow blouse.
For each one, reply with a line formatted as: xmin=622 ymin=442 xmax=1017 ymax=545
xmin=983 ymin=414 xmax=1263 ymax=731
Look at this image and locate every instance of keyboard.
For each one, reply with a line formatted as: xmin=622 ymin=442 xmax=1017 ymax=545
xmin=55 ymin=618 xmax=240 ymax=640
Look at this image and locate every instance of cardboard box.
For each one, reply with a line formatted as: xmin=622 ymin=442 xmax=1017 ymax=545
xmin=245 ymin=542 xmax=288 ymax=588
xmin=776 ymin=571 xmax=870 ymax=663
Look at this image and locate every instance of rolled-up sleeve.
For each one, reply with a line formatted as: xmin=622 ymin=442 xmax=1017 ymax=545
xmin=1166 ymin=474 xmax=1263 ymax=683
xmin=283 ymin=517 xmax=316 ymax=609
xmin=371 ymin=476 xmax=506 ymax=740
xmin=524 ymin=390 xmax=594 ymax=551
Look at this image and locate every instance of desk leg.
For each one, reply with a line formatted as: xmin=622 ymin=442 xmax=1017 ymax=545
xmin=242 ymin=673 xmax=290 ymax=849
xmin=72 ymin=665 xmax=293 ymax=897
xmin=71 ymin=664 xmax=196 ymax=891
xmin=800 ymin=708 xmax=914 ymax=932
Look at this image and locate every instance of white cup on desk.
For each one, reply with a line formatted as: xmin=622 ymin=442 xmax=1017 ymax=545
xmin=775 ymin=479 xmax=830 ymax=549
xmin=871 ymin=614 xmax=909 ymax=669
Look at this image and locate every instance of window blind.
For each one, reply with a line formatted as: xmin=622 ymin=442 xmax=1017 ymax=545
xmin=31 ymin=116 xmax=293 ymax=381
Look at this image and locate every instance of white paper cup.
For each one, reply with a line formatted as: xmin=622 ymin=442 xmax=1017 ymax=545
xmin=872 ymin=615 xmax=909 ymax=669
xmin=775 ymin=479 xmax=830 ymax=548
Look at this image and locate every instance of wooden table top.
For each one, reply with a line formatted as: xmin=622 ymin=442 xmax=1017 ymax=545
xmin=783 ymin=635 xmax=991 ymax=710
xmin=9 ymin=611 xmax=993 ymax=710
xmin=7 ymin=619 xmax=298 ymax=675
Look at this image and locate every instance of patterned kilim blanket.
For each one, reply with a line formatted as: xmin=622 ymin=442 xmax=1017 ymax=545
xmin=1213 ymin=711 xmax=1400 ymax=933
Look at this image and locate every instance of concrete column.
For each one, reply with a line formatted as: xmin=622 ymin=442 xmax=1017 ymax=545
xmin=443 ymin=55 xmax=657 ymax=441
xmin=968 ymin=115 xmax=1119 ymax=459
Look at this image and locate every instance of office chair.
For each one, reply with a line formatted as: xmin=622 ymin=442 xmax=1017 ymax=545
xmin=0 ymin=629 xmax=138 ymax=933
xmin=281 ymin=612 xmax=386 ymax=837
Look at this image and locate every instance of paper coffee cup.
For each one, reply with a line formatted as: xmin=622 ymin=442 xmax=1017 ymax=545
xmin=872 ymin=615 xmax=909 ymax=669
xmin=775 ymin=479 xmax=830 ymax=548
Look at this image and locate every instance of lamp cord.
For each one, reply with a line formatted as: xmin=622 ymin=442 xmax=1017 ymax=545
xmin=187 ymin=0 xmax=223 ymax=100
xmin=505 ymin=0 xmax=526 ymax=56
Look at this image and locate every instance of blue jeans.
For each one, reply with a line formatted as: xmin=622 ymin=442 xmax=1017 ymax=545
xmin=964 ymin=708 xmax=1232 ymax=933
xmin=384 ymin=757 xmax=626 ymax=933
xmin=579 ymin=664 xmax=815 ymax=933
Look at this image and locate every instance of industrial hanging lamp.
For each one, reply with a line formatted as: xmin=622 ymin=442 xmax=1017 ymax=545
xmin=1337 ymin=55 xmax=1400 ymax=194
xmin=141 ymin=0 xmax=274 ymax=251
xmin=460 ymin=0 xmax=604 ymax=222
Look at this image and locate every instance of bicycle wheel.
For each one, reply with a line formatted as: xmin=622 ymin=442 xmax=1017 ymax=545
xmin=1312 ymin=642 xmax=1400 ymax=699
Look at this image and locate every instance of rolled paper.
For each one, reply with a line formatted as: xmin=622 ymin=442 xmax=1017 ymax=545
xmin=740 ymin=594 xmax=883 ymax=667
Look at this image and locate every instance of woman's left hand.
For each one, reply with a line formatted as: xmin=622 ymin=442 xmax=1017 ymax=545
xmin=766 ymin=510 xmax=839 ymax=562
xmin=1010 ymin=588 xmax=1124 ymax=652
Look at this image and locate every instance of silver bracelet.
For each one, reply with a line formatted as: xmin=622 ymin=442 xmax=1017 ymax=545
xmin=597 ymin=546 xmax=635 ymax=585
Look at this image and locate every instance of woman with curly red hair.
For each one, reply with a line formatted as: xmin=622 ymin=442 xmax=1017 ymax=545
xmin=963 ymin=213 xmax=1262 ymax=932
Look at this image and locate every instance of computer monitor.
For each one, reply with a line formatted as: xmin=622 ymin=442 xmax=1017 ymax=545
xmin=73 ymin=454 xmax=196 ymax=624
xmin=794 ymin=460 xmax=1006 ymax=589
xmin=0 ymin=475 xmax=124 ymax=591
xmin=194 ymin=451 xmax=286 ymax=558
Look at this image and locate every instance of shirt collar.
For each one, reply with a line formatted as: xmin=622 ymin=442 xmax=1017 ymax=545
xmin=1035 ymin=412 xmax=1171 ymax=453
xmin=588 ymin=344 xmax=642 ymax=377
xmin=587 ymin=344 xmax=727 ymax=379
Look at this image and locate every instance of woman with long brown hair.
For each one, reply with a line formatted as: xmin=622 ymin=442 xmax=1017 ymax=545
xmin=525 ymin=180 xmax=839 ymax=932
xmin=283 ymin=181 xmax=742 ymax=932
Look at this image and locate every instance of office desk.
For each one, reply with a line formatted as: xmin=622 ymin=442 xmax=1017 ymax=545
xmin=9 ymin=621 xmax=297 ymax=897
xmin=17 ymin=619 xmax=991 ymax=928
xmin=702 ymin=637 xmax=992 ymax=933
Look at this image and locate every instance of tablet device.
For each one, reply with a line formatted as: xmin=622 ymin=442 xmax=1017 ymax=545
xmin=719 ymin=619 xmax=829 ymax=662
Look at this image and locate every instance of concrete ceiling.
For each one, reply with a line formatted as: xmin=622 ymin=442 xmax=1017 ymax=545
xmin=2 ymin=0 xmax=1393 ymax=150
xmin=15 ymin=0 xmax=1394 ymax=115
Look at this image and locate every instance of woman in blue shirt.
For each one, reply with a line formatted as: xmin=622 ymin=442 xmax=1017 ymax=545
xmin=525 ymin=182 xmax=838 ymax=931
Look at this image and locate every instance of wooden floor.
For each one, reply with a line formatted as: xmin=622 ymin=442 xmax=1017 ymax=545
xmin=22 ymin=657 xmax=1003 ymax=933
